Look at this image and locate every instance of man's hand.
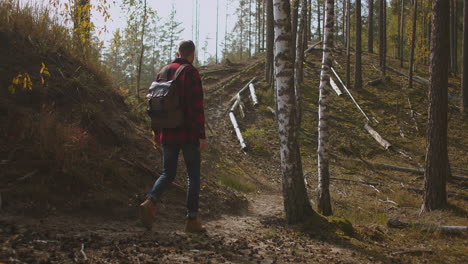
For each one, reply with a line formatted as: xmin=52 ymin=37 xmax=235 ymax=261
xmin=199 ymin=139 xmax=207 ymax=152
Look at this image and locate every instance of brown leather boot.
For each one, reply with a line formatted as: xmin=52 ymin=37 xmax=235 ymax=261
xmin=185 ymin=217 xmax=206 ymax=233
xmin=139 ymin=198 xmax=157 ymax=230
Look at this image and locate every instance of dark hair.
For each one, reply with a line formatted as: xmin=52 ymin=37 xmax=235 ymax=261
xmin=178 ymin=40 xmax=196 ymax=58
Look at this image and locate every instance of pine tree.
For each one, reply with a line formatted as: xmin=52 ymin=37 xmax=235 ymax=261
xmin=317 ymin=0 xmax=335 ymax=216
xmin=421 ymin=0 xmax=451 ymax=213
xmin=354 ymin=0 xmax=363 ymax=89
xmin=463 ymin=0 xmax=468 ymax=114
xmin=368 ymin=0 xmax=374 ymax=53
xmin=408 ymin=0 xmax=417 ymax=89
xmin=265 ymin=0 xmax=274 ymax=83
xmin=346 ymin=0 xmax=351 ymax=88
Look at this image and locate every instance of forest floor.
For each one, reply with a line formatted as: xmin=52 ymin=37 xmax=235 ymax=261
xmin=1 ymin=44 xmax=467 ymax=263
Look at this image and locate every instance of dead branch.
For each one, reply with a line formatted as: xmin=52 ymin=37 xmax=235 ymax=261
xmin=17 ymin=170 xmax=39 ymax=182
xmin=367 ymin=78 xmax=384 ymax=86
xmin=331 ymin=67 xmax=371 ymax=122
xmin=388 ymin=219 xmax=468 ymax=235
xmin=391 ymin=250 xmax=434 ymax=256
xmin=249 ymin=83 xmax=259 ymax=106
xmin=227 ymin=77 xmax=257 ymax=107
xmin=305 ymin=41 xmax=323 ymax=53
xmin=330 ymin=78 xmax=343 ymax=96
xmin=200 ymin=68 xmax=236 ymax=75
xmin=229 ymin=112 xmax=247 ymax=151
xmin=80 ymin=243 xmax=88 ymax=261
xmin=364 ymin=123 xmax=392 ymax=149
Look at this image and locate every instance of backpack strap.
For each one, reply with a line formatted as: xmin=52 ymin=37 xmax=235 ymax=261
xmin=159 ymin=64 xmax=189 ymax=82
xmin=172 ymin=64 xmax=189 ymax=81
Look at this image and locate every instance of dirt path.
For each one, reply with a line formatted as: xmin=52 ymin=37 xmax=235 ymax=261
xmin=0 ymin=193 xmax=382 ymax=263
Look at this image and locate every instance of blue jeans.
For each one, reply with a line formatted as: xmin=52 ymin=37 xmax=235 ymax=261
xmin=147 ymin=143 xmax=201 ymax=218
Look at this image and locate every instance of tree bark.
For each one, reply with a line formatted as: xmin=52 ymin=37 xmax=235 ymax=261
xmin=291 ymin=0 xmax=300 ymax=64
xmin=317 ymin=0 xmax=322 ymax=40
xmin=368 ymin=0 xmax=374 ymax=53
xmin=463 ymin=0 xmax=468 ymax=114
xmin=295 ymin=0 xmax=307 ymax=130
xmin=273 ymin=0 xmax=314 ymax=224
xmin=354 ymin=0 xmax=363 ymax=89
xmin=317 ymin=0 xmax=335 ymax=216
xmin=399 ymin=0 xmax=405 ymax=67
xmin=379 ymin=0 xmax=387 ymax=76
xmin=265 ymin=0 xmax=274 ymax=83
xmin=346 ymin=0 xmax=351 ymax=88
xmin=408 ymin=0 xmax=417 ymax=89
xmin=421 ymin=0 xmax=450 ymax=213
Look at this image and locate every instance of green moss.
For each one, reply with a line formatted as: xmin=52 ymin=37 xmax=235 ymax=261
xmin=242 ymin=128 xmax=271 ymax=156
xmin=329 ymin=216 xmax=355 ymax=237
xmin=219 ymin=175 xmax=255 ymax=192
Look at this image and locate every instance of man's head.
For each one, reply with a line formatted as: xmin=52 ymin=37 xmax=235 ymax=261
xmin=176 ymin=40 xmax=196 ymax=63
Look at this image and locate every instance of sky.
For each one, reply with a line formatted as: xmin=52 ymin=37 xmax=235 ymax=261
xmin=28 ymin=0 xmax=238 ymax=63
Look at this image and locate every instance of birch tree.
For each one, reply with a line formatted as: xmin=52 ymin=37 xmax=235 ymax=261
xmin=317 ymin=0 xmax=334 ymax=216
xmin=421 ymin=0 xmax=450 ymax=213
xmin=273 ymin=0 xmax=314 ymax=224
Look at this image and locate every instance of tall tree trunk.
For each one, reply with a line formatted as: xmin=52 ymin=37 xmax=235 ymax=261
xmin=257 ymin=0 xmax=262 ymax=54
xmin=308 ymin=0 xmax=312 ymax=41
xmin=273 ymin=0 xmax=314 ymax=224
xmin=291 ymin=0 xmax=300 ymax=66
xmin=368 ymin=0 xmax=374 ymax=53
xmin=408 ymin=0 xmax=417 ymax=89
xmin=379 ymin=0 xmax=387 ymax=75
xmin=317 ymin=0 xmax=335 ymax=216
xmin=399 ymin=0 xmax=405 ymax=67
xmin=317 ymin=0 xmax=322 ymax=40
xmin=296 ymin=0 xmax=307 ymax=85
xmin=354 ymin=0 xmax=362 ymax=89
xmin=463 ymin=0 xmax=468 ymax=114
xmin=346 ymin=0 xmax=351 ymax=88
xmin=249 ymin=0 xmax=253 ymax=57
xmin=136 ymin=0 xmax=148 ymax=103
xmin=216 ymin=0 xmax=219 ymax=63
xmin=295 ymin=0 xmax=307 ymax=129
xmin=450 ymin=0 xmax=458 ymax=74
xmin=343 ymin=0 xmax=347 ymax=46
xmin=421 ymin=0 xmax=450 ymax=213
xmin=266 ymin=0 xmax=274 ymax=83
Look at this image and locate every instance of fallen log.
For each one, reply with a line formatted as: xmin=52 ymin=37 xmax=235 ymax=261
xmin=249 ymin=83 xmax=259 ymax=106
xmin=367 ymin=78 xmax=384 ymax=86
xmin=387 ymin=219 xmax=468 ymax=235
xmin=331 ymin=67 xmax=371 ymax=122
xmin=305 ymin=41 xmax=323 ymax=53
xmin=391 ymin=250 xmax=434 ymax=256
xmin=200 ymin=68 xmax=235 ymax=76
xmin=364 ymin=123 xmax=392 ymax=149
xmin=229 ymin=112 xmax=247 ymax=151
xmin=237 ymin=96 xmax=246 ymax=118
xmin=227 ymin=77 xmax=257 ymax=107
xmin=330 ymin=78 xmax=343 ymax=96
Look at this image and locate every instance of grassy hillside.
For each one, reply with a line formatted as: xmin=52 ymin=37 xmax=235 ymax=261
xmin=0 ymin=2 xmax=246 ymax=217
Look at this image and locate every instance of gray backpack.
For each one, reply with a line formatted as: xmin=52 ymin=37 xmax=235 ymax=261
xmin=146 ymin=64 xmax=188 ymax=129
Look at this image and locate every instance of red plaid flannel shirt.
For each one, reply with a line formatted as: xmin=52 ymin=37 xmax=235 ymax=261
xmin=153 ymin=58 xmax=206 ymax=145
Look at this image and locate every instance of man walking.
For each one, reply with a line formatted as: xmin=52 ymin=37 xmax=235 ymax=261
xmin=140 ymin=40 xmax=207 ymax=233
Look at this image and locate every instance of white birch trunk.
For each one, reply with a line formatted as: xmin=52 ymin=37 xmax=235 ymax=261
xmin=273 ymin=0 xmax=313 ymax=224
xmin=317 ymin=0 xmax=335 ymax=216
